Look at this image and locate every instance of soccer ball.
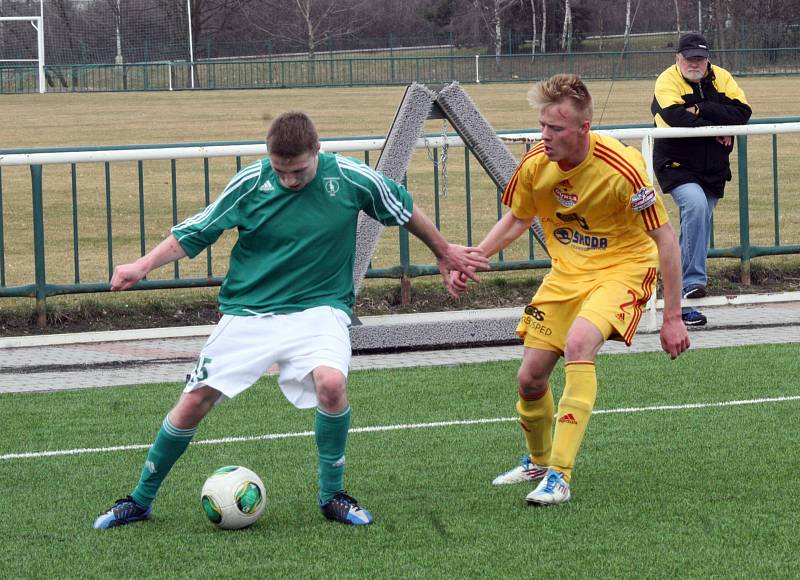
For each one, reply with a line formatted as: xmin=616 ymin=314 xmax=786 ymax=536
xmin=200 ymin=465 xmax=267 ymax=530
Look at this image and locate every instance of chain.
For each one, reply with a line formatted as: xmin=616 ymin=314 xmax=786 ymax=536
xmin=423 ymin=120 xmax=449 ymax=198
xmin=439 ymin=120 xmax=448 ymax=198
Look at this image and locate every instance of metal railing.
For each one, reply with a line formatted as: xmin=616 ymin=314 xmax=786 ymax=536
xmin=0 ymin=118 xmax=798 ymax=325
xmin=2 ymin=48 xmax=799 ymax=94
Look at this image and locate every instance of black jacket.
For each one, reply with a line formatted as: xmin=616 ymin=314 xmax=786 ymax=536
xmin=651 ymin=63 xmax=752 ymax=198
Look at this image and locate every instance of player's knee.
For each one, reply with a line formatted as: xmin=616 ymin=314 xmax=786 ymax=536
xmin=313 ymin=369 xmax=347 ymax=408
xmin=171 ymin=388 xmax=218 ymax=428
xmin=564 ymin=337 xmax=598 ymax=362
xmin=564 ymin=336 xmax=587 ymax=360
xmin=518 ymin=383 xmax=549 ymax=400
xmin=517 ymin=368 xmax=549 ymax=398
xmin=565 ymin=320 xmax=604 ymax=362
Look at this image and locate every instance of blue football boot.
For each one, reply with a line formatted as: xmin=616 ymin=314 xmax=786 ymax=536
xmin=93 ymin=496 xmax=152 ymax=529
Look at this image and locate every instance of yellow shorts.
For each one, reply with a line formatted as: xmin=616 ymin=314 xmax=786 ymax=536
xmin=516 ymin=266 xmax=657 ymax=354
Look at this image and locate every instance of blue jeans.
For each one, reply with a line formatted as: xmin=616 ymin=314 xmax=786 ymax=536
xmin=669 ymin=182 xmax=719 ymax=293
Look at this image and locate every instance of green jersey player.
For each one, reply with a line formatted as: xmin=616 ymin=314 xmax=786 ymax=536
xmin=93 ymin=111 xmax=488 ymax=528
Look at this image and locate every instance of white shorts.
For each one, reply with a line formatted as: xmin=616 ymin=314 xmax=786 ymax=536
xmin=184 ymin=306 xmax=352 ymax=409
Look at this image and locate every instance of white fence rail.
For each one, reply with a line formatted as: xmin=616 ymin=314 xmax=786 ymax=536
xmin=4 ymin=123 xmax=800 ymax=168
xmin=2 ymin=122 xmax=799 ymax=332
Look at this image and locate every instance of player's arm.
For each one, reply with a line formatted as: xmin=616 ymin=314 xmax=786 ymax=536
xmin=110 ymin=162 xmax=253 ymax=291
xmin=450 ymin=211 xmax=533 ymax=294
xmin=110 ymin=234 xmax=187 ymax=291
xmin=404 ymin=204 xmax=489 ymax=297
xmin=647 ymin=224 xmax=690 ymax=359
xmin=477 ymin=210 xmax=534 ymax=258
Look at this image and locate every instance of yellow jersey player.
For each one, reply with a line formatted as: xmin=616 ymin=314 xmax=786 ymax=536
xmin=452 ymin=74 xmax=689 ymax=506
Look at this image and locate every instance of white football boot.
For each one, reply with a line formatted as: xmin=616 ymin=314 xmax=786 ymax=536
xmin=492 ymin=455 xmax=548 ymax=485
xmin=525 ymin=468 xmax=571 ymax=506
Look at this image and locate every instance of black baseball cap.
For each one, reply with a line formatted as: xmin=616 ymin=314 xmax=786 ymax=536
xmin=677 ymin=32 xmax=710 ymax=58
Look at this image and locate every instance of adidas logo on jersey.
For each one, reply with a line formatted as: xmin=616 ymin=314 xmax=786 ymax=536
xmin=259 ymin=181 xmax=275 ymax=193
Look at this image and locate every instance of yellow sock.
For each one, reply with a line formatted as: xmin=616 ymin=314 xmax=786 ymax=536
xmin=549 ymin=362 xmax=597 ymax=482
xmin=515 ymin=386 xmax=554 ymax=466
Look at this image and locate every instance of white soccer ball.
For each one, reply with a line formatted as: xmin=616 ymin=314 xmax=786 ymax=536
xmin=200 ymin=465 xmax=267 ymax=530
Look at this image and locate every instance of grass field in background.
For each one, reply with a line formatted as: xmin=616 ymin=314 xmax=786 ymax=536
xmin=5 ymin=78 xmax=800 ymax=148
xmin=1 ymin=343 xmax=799 ymax=577
xmin=0 ymin=79 xmax=799 ymax=291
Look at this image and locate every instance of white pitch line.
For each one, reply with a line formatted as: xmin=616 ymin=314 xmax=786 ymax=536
xmin=2 ymin=394 xmax=799 ymax=461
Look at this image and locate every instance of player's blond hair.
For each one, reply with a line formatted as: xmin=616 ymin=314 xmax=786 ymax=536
xmin=527 ymin=74 xmax=593 ymax=122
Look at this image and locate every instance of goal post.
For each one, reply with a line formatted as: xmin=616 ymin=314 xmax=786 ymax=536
xmin=0 ymin=16 xmax=46 ymax=94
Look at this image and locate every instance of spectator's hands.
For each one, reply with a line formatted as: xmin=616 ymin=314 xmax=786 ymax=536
xmin=437 ymin=245 xmax=488 ymax=298
xmin=716 ymin=135 xmax=733 ymax=147
xmin=660 ymin=315 xmax=691 ymax=359
xmin=110 ymin=262 xmax=147 ymax=291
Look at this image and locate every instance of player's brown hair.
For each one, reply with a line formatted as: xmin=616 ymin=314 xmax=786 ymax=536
xmin=266 ymin=111 xmax=320 ymax=158
xmin=527 ymin=74 xmax=593 ymax=122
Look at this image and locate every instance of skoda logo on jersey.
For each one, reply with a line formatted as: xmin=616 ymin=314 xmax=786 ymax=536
xmin=554 ymin=227 xmax=573 ymax=245
xmin=323 ymin=177 xmax=340 ymax=196
xmin=554 ymin=227 xmax=608 ymax=250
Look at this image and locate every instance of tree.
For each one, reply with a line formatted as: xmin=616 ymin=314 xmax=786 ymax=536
xmin=468 ymin=0 xmax=520 ymax=70
xmin=529 ymin=0 xmax=538 ymax=58
xmin=622 ymin=0 xmax=632 ymax=52
xmin=541 ymin=0 xmax=547 ymax=52
xmin=44 ymin=0 xmax=85 ymax=85
xmin=424 ymin=0 xmax=457 ymax=31
xmin=366 ymin=0 xmax=442 ymax=42
xmin=709 ymin=0 xmax=729 ymax=66
xmin=235 ymin=0 xmax=368 ymax=83
xmin=560 ymin=0 xmax=572 ymax=51
xmin=175 ymin=0 xmax=242 ymax=59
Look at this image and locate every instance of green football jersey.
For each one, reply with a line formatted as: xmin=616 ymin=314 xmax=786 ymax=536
xmin=171 ymin=153 xmax=413 ymax=318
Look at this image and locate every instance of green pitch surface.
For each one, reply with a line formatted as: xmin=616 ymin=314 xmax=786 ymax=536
xmin=1 ymin=344 xmax=799 ymax=577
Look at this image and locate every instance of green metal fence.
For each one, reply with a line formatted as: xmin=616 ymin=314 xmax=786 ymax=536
xmin=2 ymin=47 xmax=799 ymax=94
xmin=0 ymin=119 xmax=798 ymax=326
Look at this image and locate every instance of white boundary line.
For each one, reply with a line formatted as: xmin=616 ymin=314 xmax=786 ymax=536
xmin=2 ymin=394 xmax=798 ymax=461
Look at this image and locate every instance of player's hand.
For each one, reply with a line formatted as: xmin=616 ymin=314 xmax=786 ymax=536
xmin=660 ymin=316 xmax=690 ymax=359
xmin=440 ymin=267 xmax=474 ymax=298
xmin=448 ymin=270 xmax=469 ymax=296
xmin=716 ymin=135 xmax=733 ymax=147
xmin=443 ymin=245 xmax=489 ymax=280
xmin=436 ymin=245 xmax=487 ymax=298
xmin=110 ymin=262 xmax=147 ymax=291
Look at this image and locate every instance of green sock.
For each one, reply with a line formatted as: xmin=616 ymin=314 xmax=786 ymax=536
xmin=131 ymin=416 xmax=196 ymax=507
xmin=315 ymin=406 xmax=351 ymax=504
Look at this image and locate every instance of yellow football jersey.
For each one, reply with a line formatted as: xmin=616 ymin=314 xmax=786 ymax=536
xmin=501 ymin=132 xmax=669 ymax=277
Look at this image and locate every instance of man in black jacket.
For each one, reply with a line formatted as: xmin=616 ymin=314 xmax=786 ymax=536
xmin=651 ymin=32 xmax=751 ymax=326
